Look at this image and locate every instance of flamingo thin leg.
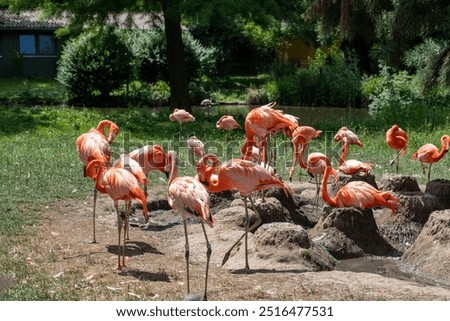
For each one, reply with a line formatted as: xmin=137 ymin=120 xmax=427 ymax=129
xmin=200 ymin=222 xmax=212 ymax=301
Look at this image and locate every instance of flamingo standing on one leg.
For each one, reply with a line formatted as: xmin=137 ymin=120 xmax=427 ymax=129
xmin=411 ymin=135 xmax=450 ymax=182
xmin=308 ymin=154 xmax=400 ymax=214
xmin=76 ymin=119 xmax=120 ymax=243
xmin=386 ymin=124 xmax=408 ymax=174
xmin=196 ymin=153 xmax=290 ymax=270
xmin=289 ymin=126 xmax=322 ymax=182
xmin=169 ymin=108 xmax=195 ymax=133
xmin=166 ymin=151 xmax=215 ymax=301
xmin=216 ymin=115 xmax=241 ymax=141
xmin=86 ymin=159 xmax=148 ymax=271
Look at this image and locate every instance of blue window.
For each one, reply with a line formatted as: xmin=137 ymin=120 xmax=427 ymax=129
xmin=19 ymin=34 xmax=56 ymax=55
xmin=19 ymin=34 xmax=36 ymax=54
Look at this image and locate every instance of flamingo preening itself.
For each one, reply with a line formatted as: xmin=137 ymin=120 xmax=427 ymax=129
xmin=196 ymin=153 xmax=290 ymax=270
xmin=76 ymin=119 xmax=119 ymax=243
xmin=216 ymin=115 xmax=241 ymax=141
xmin=166 ymin=151 xmax=215 ymax=301
xmin=169 ymin=108 xmax=195 ymax=133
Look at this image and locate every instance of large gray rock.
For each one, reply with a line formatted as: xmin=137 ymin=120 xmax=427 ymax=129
xmin=376 ymin=192 xmax=443 ymax=252
xmin=309 ymin=206 xmax=397 ymax=259
xmin=425 ymin=179 xmax=450 ymax=209
xmin=401 ymin=210 xmax=450 ymax=286
xmin=379 ymin=174 xmax=421 ymax=192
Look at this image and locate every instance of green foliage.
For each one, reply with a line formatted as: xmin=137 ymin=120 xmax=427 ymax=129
xmin=57 ymin=26 xmax=132 ymax=101
xmin=365 ymin=64 xmax=450 ymax=129
xmin=127 ymin=80 xmax=171 ymax=107
xmin=125 ymin=28 xmax=219 ymax=85
xmin=405 ymin=38 xmax=450 ymax=91
xmin=274 ymin=47 xmax=362 ymax=107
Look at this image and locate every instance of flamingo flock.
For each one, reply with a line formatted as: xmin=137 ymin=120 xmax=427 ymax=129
xmin=76 ymin=104 xmax=449 ymax=300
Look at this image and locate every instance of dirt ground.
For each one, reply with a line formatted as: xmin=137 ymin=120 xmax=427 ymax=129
xmin=23 ymin=182 xmax=450 ymax=301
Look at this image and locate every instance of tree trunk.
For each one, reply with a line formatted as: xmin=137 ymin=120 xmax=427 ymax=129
xmin=161 ymin=0 xmax=191 ymax=112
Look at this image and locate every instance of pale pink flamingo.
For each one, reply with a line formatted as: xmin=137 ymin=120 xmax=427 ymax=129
xmin=334 ymin=127 xmax=363 ymax=165
xmin=169 ymin=108 xmax=195 ymax=132
xmin=216 ymin=115 xmax=241 ymax=141
xmin=166 ymin=150 xmax=215 ymax=300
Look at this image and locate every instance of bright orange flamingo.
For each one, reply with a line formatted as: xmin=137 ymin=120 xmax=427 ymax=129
xmin=76 ymin=119 xmax=120 ymax=243
xmin=386 ymin=124 xmax=408 ymax=173
xmin=411 ymin=135 xmax=450 ymax=182
xmin=245 ymin=102 xmax=298 ymax=165
xmin=196 ymin=153 xmax=290 ymax=269
xmin=289 ymin=126 xmax=322 ymax=182
xmin=166 ymin=150 xmax=215 ymax=301
xmin=216 ymin=115 xmax=241 ymax=141
xmin=308 ymin=154 xmax=400 ymax=214
xmin=169 ymin=108 xmax=195 ymax=132
xmin=86 ymin=159 xmax=148 ymax=271
xmin=334 ymin=127 xmax=363 ymax=165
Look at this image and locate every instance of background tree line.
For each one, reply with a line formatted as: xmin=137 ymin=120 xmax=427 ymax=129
xmin=2 ymin=0 xmax=450 ymax=119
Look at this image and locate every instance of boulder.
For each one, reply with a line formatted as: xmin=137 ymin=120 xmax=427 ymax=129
xmin=425 ymin=179 xmax=450 ymax=209
xmin=309 ymin=206 xmax=397 ymax=259
xmin=379 ymin=174 xmax=421 ymax=192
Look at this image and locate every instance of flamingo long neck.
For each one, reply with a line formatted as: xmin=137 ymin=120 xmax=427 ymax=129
xmin=299 ymin=143 xmax=308 ymax=169
xmin=201 ymin=155 xmax=227 ymax=193
xmin=96 ymin=120 xmax=110 ymax=140
xmin=433 ymin=137 xmax=449 ymax=161
xmin=339 ymin=143 xmax=349 ymax=166
xmin=167 ymin=153 xmax=179 ymax=186
xmin=321 ymin=161 xmax=338 ymax=207
xmin=92 ymin=161 xmax=107 ymax=193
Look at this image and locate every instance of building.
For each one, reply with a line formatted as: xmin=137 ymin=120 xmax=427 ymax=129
xmin=0 ymin=10 xmax=66 ymax=78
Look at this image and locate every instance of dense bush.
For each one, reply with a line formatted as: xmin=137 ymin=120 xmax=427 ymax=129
xmin=272 ymin=47 xmax=362 ymax=107
xmin=363 ymin=65 xmax=450 ymax=129
xmin=125 ymin=29 xmax=219 ymax=84
xmin=57 ymin=27 xmax=132 ymax=101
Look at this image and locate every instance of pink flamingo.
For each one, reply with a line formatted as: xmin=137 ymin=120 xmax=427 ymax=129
xmin=169 ymin=108 xmax=195 ymax=132
xmin=196 ymin=153 xmax=290 ymax=269
xmin=216 ymin=115 xmax=241 ymax=141
xmin=308 ymin=154 xmax=400 ymax=214
xmin=386 ymin=124 xmax=408 ymax=173
xmin=76 ymin=119 xmax=119 ymax=243
xmin=166 ymin=151 xmax=215 ymax=300
xmin=289 ymin=126 xmax=322 ymax=182
xmin=86 ymin=159 xmax=148 ymax=270
xmin=411 ymin=135 xmax=450 ymax=182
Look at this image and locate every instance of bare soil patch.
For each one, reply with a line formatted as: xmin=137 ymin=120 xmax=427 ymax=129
xmin=23 ymin=182 xmax=450 ymax=301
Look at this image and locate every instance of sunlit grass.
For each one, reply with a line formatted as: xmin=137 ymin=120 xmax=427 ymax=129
xmin=0 ymin=105 xmax=449 ymax=300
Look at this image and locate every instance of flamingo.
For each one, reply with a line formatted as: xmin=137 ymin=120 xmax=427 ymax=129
xmin=333 ymin=127 xmax=363 ymax=165
xmin=126 ymin=145 xmax=169 ymax=194
xmin=244 ymin=102 xmax=298 ymax=165
xmin=289 ymin=126 xmax=322 ymax=182
xmin=386 ymin=124 xmax=408 ymax=173
xmin=196 ymin=153 xmax=290 ymax=270
xmin=216 ymin=115 xmax=241 ymax=141
xmin=76 ymin=119 xmax=120 ymax=243
xmin=308 ymin=154 xmax=400 ymax=214
xmin=411 ymin=135 xmax=450 ymax=182
xmin=338 ymin=159 xmax=372 ymax=176
xmin=169 ymin=108 xmax=195 ymax=133
xmin=166 ymin=150 xmax=215 ymax=301
xmin=306 ymin=152 xmax=337 ymax=209
xmin=86 ymin=159 xmax=148 ymax=270
xmin=187 ymin=135 xmax=205 ymax=160
xmin=240 ymin=138 xmax=260 ymax=162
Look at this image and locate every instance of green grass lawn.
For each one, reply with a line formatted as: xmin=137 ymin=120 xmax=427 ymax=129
xmin=0 ymin=78 xmax=67 ymax=103
xmin=0 ymin=105 xmax=449 ymax=300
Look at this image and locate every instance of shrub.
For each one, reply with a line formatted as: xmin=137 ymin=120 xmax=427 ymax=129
xmin=57 ymin=26 xmax=132 ymax=101
xmin=125 ymin=29 xmax=219 ymax=84
xmin=273 ymin=47 xmax=362 ymax=107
